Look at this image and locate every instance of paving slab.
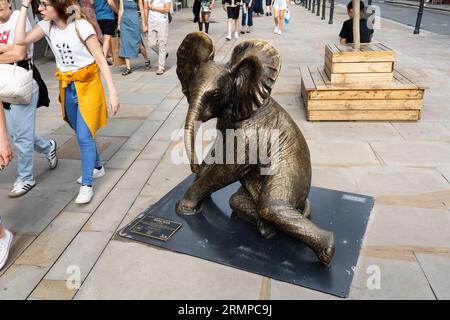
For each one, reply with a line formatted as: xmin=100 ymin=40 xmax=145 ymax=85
xmin=0 ymin=265 xmax=48 ymax=300
xmin=415 ymin=253 xmax=450 ymax=300
xmin=75 ymin=241 xmax=263 ymax=300
xmin=28 ymin=280 xmax=79 ymax=300
xmin=115 ymin=160 xmax=159 ymax=191
xmin=82 ymin=187 xmax=139 ymax=233
xmin=0 ymin=234 xmax=35 ymax=278
xmin=121 ymin=120 xmax=163 ymax=151
xmin=371 ymin=142 xmax=450 ymax=167
xmin=348 ymin=256 xmax=435 ymax=300
xmin=56 ymin=136 xmax=127 ymax=161
xmin=350 ymin=166 xmax=450 ymax=197
xmin=105 ymin=149 xmax=141 ymax=170
xmin=14 ymin=211 xmax=90 ymax=268
xmin=364 ymin=204 xmax=450 ymax=248
xmin=45 ymin=230 xmax=114 ymax=283
xmin=393 ymin=122 xmax=450 ymax=142
xmin=308 ymin=141 xmax=380 ymax=166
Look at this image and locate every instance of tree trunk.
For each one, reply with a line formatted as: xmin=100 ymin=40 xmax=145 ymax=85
xmin=353 ymin=0 xmax=360 ymax=50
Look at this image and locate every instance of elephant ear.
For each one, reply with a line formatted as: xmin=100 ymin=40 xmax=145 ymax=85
xmin=176 ymin=32 xmax=215 ymax=102
xmin=227 ymin=40 xmax=281 ymax=121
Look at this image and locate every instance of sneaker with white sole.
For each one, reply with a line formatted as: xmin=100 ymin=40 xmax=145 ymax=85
xmin=234 ymin=32 xmax=239 ymax=39
xmin=278 ymin=29 xmax=282 ymax=35
xmin=77 ymin=167 xmax=105 ymax=184
xmin=274 ymin=27 xmax=279 ymax=34
xmin=8 ymin=180 xmax=36 ymax=198
xmin=0 ymin=229 xmax=13 ymax=270
xmin=75 ymin=185 xmax=94 ymax=204
xmin=47 ymin=140 xmax=58 ymax=169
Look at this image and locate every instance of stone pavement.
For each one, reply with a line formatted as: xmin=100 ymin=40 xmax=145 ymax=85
xmin=1 ymin=4 xmax=450 ymax=300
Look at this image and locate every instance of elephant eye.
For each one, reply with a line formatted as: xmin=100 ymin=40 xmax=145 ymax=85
xmin=213 ymin=89 xmax=221 ymax=97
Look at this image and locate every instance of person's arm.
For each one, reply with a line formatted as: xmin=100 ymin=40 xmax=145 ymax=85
xmin=107 ymin=0 xmax=119 ymax=14
xmin=0 ymin=42 xmax=27 ymax=64
xmin=0 ymin=105 xmax=13 ymax=167
xmin=149 ymin=2 xmax=170 ymax=14
xmin=85 ymin=35 xmax=120 ymax=116
xmin=14 ymin=0 xmax=46 ymax=46
xmin=117 ymin=0 xmax=122 ymax=31
xmin=139 ymin=0 xmax=148 ymax=32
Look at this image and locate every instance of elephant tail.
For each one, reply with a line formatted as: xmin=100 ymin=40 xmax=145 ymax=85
xmin=301 ymin=198 xmax=311 ymax=219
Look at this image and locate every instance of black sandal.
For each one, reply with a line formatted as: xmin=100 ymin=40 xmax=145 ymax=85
xmin=144 ymin=60 xmax=151 ymax=70
xmin=122 ymin=68 xmax=133 ymax=76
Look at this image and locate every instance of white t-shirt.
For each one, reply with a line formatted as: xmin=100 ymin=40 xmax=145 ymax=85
xmin=147 ymin=0 xmax=171 ymax=23
xmin=38 ymin=19 xmax=95 ymax=72
xmin=0 ymin=11 xmax=33 ymax=59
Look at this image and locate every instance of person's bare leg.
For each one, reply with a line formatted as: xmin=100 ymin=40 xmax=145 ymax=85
xmin=273 ymin=10 xmax=279 ymax=28
xmin=279 ymin=10 xmax=285 ymax=30
xmin=140 ymin=41 xmax=148 ymax=61
xmin=125 ymin=58 xmax=132 ymax=70
xmin=102 ymin=35 xmax=111 ymax=58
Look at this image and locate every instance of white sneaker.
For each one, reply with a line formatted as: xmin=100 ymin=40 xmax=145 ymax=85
xmin=0 ymin=229 xmax=13 ymax=271
xmin=274 ymin=27 xmax=279 ymax=34
xmin=278 ymin=29 xmax=282 ymax=35
xmin=8 ymin=180 xmax=36 ymax=198
xmin=234 ymin=32 xmax=239 ymax=39
xmin=226 ymin=33 xmax=232 ymax=41
xmin=77 ymin=166 xmax=105 ymax=184
xmin=46 ymin=140 xmax=58 ymax=169
xmin=75 ymin=185 xmax=94 ymax=204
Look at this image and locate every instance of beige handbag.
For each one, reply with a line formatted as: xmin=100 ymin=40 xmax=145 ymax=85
xmin=0 ymin=61 xmax=33 ymax=105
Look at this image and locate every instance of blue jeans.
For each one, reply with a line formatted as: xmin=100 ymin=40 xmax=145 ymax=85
xmin=242 ymin=4 xmax=253 ymax=26
xmin=64 ymin=82 xmax=102 ymax=186
xmin=4 ymin=89 xmax=51 ymax=182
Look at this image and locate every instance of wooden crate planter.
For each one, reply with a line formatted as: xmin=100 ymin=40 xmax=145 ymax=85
xmin=300 ymin=65 xmax=425 ymax=121
xmin=324 ymin=43 xmax=395 ymax=84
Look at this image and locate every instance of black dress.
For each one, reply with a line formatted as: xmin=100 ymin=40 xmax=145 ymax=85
xmin=193 ymin=0 xmax=201 ymax=23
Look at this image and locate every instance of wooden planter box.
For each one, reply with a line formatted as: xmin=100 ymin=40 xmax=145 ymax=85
xmin=301 ymin=65 xmax=425 ymax=121
xmin=324 ymin=43 xmax=395 ymax=84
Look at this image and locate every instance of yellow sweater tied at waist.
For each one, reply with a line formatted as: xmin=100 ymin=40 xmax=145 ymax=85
xmin=55 ymin=63 xmax=108 ymax=138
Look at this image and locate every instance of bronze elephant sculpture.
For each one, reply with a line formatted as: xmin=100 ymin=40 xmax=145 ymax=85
xmin=175 ymin=32 xmax=335 ymax=266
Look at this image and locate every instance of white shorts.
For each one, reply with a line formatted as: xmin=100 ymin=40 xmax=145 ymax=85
xmin=273 ymin=0 xmax=287 ymax=10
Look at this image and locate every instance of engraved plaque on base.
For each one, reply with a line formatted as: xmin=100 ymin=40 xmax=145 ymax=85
xmin=129 ymin=215 xmax=182 ymax=241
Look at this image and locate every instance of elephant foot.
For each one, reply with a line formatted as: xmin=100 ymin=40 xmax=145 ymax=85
xmin=257 ymin=219 xmax=277 ymax=239
xmin=315 ymin=231 xmax=336 ymax=267
xmin=175 ymin=198 xmax=202 ymax=215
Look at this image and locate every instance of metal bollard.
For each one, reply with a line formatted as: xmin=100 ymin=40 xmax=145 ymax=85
xmin=317 ymin=0 xmax=321 ymax=16
xmin=322 ymin=0 xmax=326 ymax=20
xmin=414 ymin=0 xmax=425 ymax=34
xmin=329 ymin=0 xmax=335 ymax=24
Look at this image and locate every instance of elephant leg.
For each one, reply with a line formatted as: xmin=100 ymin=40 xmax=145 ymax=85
xmin=176 ymin=165 xmax=238 ymax=215
xmin=230 ymin=186 xmax=278 ymax=239
xmin=258 ymin=200 xmax=335 ymax=266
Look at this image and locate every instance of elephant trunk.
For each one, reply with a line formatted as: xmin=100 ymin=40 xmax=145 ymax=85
xmin=185 ymin=95 xmax=204 ymax=174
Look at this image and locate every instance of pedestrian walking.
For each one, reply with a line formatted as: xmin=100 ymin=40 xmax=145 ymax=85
xmin=265 ymin=0 xmax=272 ymax=16
xmin=241 ymin=0 xmax=253 ymax=34
xmin=15 ymin=0 xmax=120 ymax=204
xmin=199 ymin=0 xmax=215 ymax=34
xmin=79 ymin=0 xmax=104 ymax=44
xmin=272 ymin=0 xmax=289 ymax=34
xmin=93 ymin=0 xmax=118 ymax=59
xmin=0 ymin=0 xmax=57 ymax=198
xmin=223 ymin=0 xmax=241 ymax=40
xmin=253 ymin=0 xmax=264 ymax=16
xmin=144 ymin=0 xmax=171 ymax=75
xmin=0 ymin=103 xmax=14 ymax=271
xmin=118 ymin=0 xmax=149 ymax=75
